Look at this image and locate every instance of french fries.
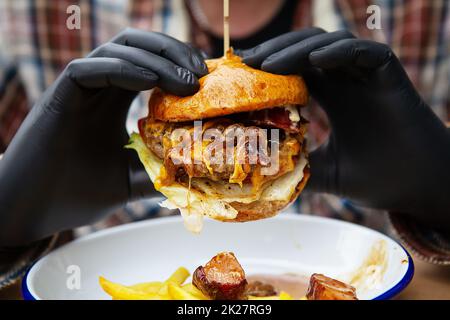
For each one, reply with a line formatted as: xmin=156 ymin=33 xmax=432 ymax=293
xmin=181 ymin=283 xmax=210 ymax=299
xmin=99 ymin=268 xmax=206 ymax=300
xmin=168 ymin=283 xmax=200 ymax=300
xmin=166 ymin=267 xmax=190 ymax=285
xmin=99 ymin=277 xmax=165 ymax=300
xmin=99 ymin=267 xmax=295 ymax=300
xmin=129 ymin=281 xmax=163 ymax=293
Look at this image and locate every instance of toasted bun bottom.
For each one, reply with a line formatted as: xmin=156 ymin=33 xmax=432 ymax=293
xmin=126 ymin=133 xmax=309 ymax=233
xmin=229 ymin=168 xmax=310 ymax=222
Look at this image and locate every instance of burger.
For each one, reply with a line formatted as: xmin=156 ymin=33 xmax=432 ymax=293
xmin=127 ymin=53 xmax=310 ymax=233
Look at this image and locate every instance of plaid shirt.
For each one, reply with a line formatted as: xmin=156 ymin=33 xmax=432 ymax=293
xmin=0 ymin=0 xmax=449 ymax=289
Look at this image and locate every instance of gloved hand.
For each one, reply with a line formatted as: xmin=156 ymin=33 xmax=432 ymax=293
xmin=242 ymin=29 xmax=450 ymax=230
xmin=0 ymin=28 xmax=208 ymax=245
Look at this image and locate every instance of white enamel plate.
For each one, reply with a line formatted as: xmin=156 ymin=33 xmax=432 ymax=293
xmin=23 ymin=214 xmax=413 ymax=300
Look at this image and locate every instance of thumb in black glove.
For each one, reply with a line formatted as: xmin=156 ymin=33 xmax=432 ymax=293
xmin=242 ymin=30 xmax=450 ymax=231
xmin=0 ymin=28 xmax=208 ymax=246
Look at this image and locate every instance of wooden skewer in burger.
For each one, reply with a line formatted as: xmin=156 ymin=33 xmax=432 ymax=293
xmin=127 ymin=1 xmax=310 ymax=233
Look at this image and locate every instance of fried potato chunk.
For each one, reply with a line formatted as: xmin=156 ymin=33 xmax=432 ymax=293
xmin=192 ymin=252 xmax=247 ymax=300
xmin=306 ymin=274 xmax=358 ymax=300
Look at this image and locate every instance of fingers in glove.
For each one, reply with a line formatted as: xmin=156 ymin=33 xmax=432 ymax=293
xmin=305 ymin=142 xmax=337 ymax=194
xmin=241 ymin=27 xmax=326 ymax=68
xmin=67 ymin=57 xmax=158 ymax=91
xmin=90 ymin=42 xmax=199 ymax=96
xmin=261 ymin=30 xmax=355 ymax=75
xmin=309 ymin=39 xmax=392 ymax=70
xmin=110 ymin=28 xmax=208 ymax=77
xmin=186 ymin=42 xmax=210 ymax=59
xmin=309 ymin=39 xmax=411 ymax=89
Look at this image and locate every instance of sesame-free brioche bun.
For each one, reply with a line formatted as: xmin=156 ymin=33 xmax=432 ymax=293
xmin=148 ymin=53 xmax=309 ymax=122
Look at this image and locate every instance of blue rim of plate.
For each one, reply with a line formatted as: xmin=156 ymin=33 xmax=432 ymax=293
xmin=22 ymin=265 xmax=36 ymax=301
xmin=21 ymin=244 xmax=414 ymax=301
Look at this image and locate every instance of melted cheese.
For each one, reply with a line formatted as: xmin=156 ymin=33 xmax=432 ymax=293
xmin=229 ymin=150 xmax=247 ymax=187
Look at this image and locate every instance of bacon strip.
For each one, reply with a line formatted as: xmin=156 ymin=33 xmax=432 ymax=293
xmin=245 ymin=107 xmax=302 ymax=133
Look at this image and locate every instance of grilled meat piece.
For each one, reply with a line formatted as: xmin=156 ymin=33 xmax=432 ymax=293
xmin=192 ymin=252 xmax=248 ymax=300
xmin=245 ymin=281 xmax=277 ymax=297
xmin=306 ymin=274 xmax=358 ymax=300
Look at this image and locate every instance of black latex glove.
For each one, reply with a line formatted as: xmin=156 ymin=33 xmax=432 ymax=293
xmin=242 ymin=29 xmax=450 ymax=230
xmin=0 ymin=28 xmax=208 ymax=246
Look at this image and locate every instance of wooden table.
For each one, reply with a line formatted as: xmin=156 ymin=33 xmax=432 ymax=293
xmin=1 ymin=257 xmax=449 ymax=300
xmin=396 ymin=258 xmax=450 ymax=300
